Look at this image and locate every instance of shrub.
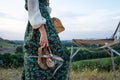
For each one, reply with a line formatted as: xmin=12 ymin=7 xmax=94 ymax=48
xmin=0 ymin=53 xmax=24 ymax=68
xmin=15 ymin=46 xmax=23 ymax=53
xmin=72 ymin=57 xmax=120 ymax=71
xmin=72 ymin=48 xmax=110 ymax=61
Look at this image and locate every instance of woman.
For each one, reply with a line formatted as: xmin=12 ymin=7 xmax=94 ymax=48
xmin=21 ymin=0 xmax=70 ymax=80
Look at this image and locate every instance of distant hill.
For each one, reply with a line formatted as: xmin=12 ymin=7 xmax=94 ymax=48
xmin=13 ymin=40 xmax=72 ymax=44
xmin=0 ymin=38 xmax=21 ymax=54
xmin=0 ymin=37 xmax=72 ymax=54
xmin=13 ymin=40 xmax=24 ymax=44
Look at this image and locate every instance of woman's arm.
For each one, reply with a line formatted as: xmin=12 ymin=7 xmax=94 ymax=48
xmin=38 ymin=24 xmax=49 ymax=47
xmin=27 ymin=0 xmax=46 ymax=29
xmin=27 ymin=0 xmax=48 ymax=47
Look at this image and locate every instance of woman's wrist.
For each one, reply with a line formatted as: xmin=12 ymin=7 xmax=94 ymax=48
xmin=39 ymin=24 xmax=46 ymax=34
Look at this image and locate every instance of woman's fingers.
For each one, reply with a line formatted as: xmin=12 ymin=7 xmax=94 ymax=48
xmin=46 ymin=43 xmax=49 ymax=47
xmin=40 ymin=41 xmax=43 ymax=46
xmin=40 ymin=40 xmax=49 ymax=47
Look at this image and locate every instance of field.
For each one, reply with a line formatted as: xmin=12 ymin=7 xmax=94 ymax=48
xmin=0 ymin=38 xmax=120 ymax=80
xmin=0 ymin=68 xmax=120 ymax=80
xmin=0 ymin=68 xmax=22 ymax=80
xmin=70 ymin=70 xmax=120 ymax=80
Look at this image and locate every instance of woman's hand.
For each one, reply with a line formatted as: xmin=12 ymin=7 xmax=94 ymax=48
xmin=39 ymin=24 xmax=49 ymax=47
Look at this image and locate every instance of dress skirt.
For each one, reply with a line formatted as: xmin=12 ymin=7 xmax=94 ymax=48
xmin=21 ymin=0 xmax=70 ymax=80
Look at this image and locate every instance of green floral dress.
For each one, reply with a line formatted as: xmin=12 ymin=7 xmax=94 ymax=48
xmin=21 ymin=0 xmax=70 ymax=80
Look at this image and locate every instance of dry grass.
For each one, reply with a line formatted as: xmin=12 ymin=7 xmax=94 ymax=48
xmin=70 ymin=69 xmax=120 ymax=80
xmin=0 ymin=68 xmax=120 ymax=80
xmin=0 ymin=68 xmax=22 ymax=80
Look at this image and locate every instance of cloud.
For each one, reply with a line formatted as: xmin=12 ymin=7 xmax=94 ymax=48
xmin=59 ymin=30 xmax=114 ymax=40
xmin=51 ymin=8 xmax=120 ymax=33
xmin=113 ymin=16 xmax=120 ymax=20
xmin=0 ymin=30 xmax=24 ymax=40
xmin=0 ymin=12 xmax=7 ymax=17
xmin=0 ymin=17 xmax=26 ymax=32
xmin=0 ymin=12 xmax=18 ymax=20
xmin=0 ymin=0 xmax=120 ymax=40
xmin=0 ymin=11 xmax=27 ymax=22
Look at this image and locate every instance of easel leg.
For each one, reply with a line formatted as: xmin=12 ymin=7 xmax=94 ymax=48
xmin=67 ymin=45 xmax=74 ymax=80
xmin=110 ymin=50 xmax=117 ymax=80
xmin=104 ymin=47 xmax=117 ymax=80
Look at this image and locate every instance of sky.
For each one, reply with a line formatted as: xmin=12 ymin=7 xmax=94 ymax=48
xmin=0 ymin=0 xmax=120 ymax=40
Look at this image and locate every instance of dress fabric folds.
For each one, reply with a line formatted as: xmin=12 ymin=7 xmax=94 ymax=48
xmin=21 ymin=0 xmax=70 ymax=80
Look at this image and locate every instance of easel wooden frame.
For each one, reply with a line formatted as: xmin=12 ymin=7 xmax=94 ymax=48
xmin=68 ymin=21 xmax=120 ymax=80
xmin=68 ymin=40 xmax=119 ymax=80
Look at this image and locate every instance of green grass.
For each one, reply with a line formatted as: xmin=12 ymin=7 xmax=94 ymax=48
xmin=72 ymin=57 xmax=120 ymax=71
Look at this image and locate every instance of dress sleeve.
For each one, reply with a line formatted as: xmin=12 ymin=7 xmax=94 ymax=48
xmin=27 ymin=0 xmax=46 ymax=29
